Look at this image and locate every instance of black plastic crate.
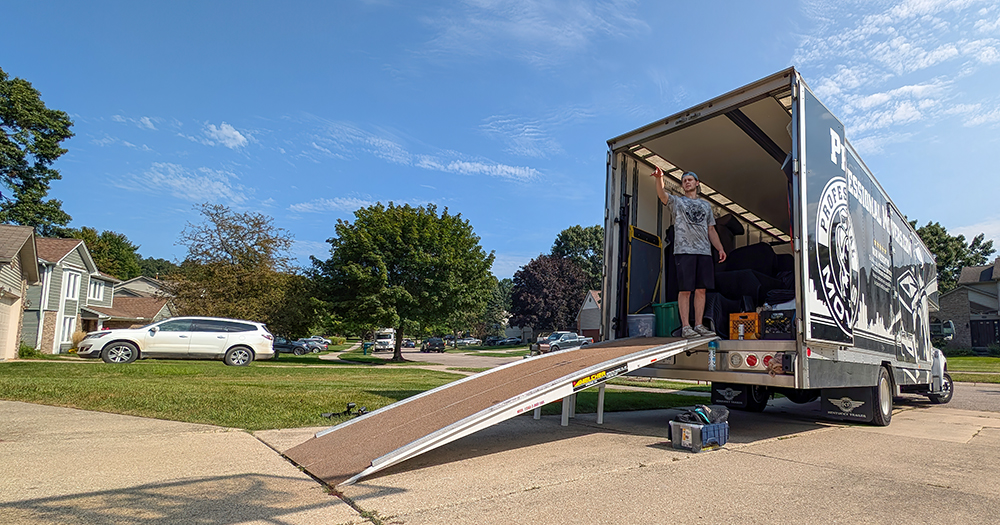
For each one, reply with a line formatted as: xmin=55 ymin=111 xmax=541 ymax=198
xmin=761 ymin=310 xmax=795 ymax=340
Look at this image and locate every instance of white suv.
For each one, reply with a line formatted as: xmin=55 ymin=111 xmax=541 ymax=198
xmin=76 ymin=317 xmax=275 ymax=366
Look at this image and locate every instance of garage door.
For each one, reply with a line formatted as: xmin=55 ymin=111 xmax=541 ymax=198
xmin=0 ymin=296 xmax=14 ymax=360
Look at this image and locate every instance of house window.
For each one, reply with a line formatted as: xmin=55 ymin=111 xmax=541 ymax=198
xmin=61 ymin=316 xmax=77 ymax=343
xmin=64 ymin=271 xmax=80 ymax=300
xmin=88 ymin=280 xmax=104 ymax=301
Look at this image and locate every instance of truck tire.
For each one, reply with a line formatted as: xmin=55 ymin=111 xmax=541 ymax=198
xmin=744 ymin=385 xmax=769 ymax=412
xmin=872 ymin=366 xmax=893 ymax=426
xmin=927 ymin=372 xmax=954 ymax=404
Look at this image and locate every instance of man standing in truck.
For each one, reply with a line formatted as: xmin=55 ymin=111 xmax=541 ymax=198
xmin=651 ymin=167 xmax=726 ymax=338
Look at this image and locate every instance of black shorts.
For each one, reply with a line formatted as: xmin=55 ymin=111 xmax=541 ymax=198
xmin=675 ymin=254 xmax=715 ymax=292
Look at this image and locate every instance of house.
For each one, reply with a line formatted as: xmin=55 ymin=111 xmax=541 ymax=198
xmin=114 ymin=275 xmax=172 ymax=298
xmin=939 ymin=257 xmax=1000 ymax=349
xmin=84 ymin=296 xmax=173 ymax=330
xmin=0 ymin=226 xmax=40 ymax=361
xmin=21 ymin=238 xmax=118 ymax=354
xmin=576 ymin=290 xmax=601 ymax=340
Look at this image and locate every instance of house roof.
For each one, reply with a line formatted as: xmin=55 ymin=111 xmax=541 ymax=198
xmin=0 ymin=225 xmax=39 ymax=283
xmin=36 ymin=238 xmax=85 ymax=264
xmin=94 ymin=271 xmax=122 ymax=283
xmin=85 ymin=296 xmax=170 ymax=321
xmin=959 ymin=258 xmax=1000 ymax=284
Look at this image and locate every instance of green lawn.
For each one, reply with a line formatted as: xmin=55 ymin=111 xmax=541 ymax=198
xmin=947 ymin=356 xmax=1000 ymax=373
xmin=0 ymin=360 xmax=460 ymax=431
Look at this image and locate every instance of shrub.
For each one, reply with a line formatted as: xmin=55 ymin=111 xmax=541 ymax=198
xmin=942 ymin=346 xmax=976 ymax=357
xmin=18 ymin=343 xmax=45 ymax=359
xmin=989 ymin=344 xmax=1000 ymax=358
xmin=71 ymin=330 xmax=88 ymax=347
xmin=330 ymin=336 xmax=346 ymax=345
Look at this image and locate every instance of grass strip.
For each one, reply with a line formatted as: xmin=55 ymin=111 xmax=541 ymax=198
xmin=951 ymin=372 xmax=1000 ymax=384
xmin=946 ymin=356 xmax=1000 ymax=372
xmin=0 ymin=361 xmax=459 ymax=431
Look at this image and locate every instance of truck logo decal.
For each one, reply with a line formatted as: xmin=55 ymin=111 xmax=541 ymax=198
xmin=815 ymin=175 xmax=859 ymax=338
xmin=828 ymin=396 xmax=865 ymax=413
xmin=716 ymin=387 xmax=742 ymax=401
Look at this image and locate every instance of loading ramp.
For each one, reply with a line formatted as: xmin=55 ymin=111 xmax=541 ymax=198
xmin=285 ymin=336 xmax=715 ymax=486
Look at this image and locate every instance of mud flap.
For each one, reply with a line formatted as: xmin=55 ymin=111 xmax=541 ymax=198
xmin=711 ymin=382 xmax=750 ymax=409
xmin=821 ymin=387 xmax=874 ymax=423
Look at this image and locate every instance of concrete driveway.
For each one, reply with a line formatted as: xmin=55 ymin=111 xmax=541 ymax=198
xmin=3 ymin=386 xmax=999 ymax=524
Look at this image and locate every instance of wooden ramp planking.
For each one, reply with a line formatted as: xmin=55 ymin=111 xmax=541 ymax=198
xmin=285 ymin=337 xmax=703 ymax=485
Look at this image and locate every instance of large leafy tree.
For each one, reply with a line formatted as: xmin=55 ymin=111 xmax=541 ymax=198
xmin=138 ymin=256 xmax=179 ymax=279
xmin=69 ymin=227 xmax=142 ymax=280
xmin=311 ymin=202 xmax=495 ymax=361
xmin=551 ymin=224 xmax=603 ymax=291
xmin=171 ymin=203 xmax=316 ymax=337
xmin=911 ymin=220 xmax=995 ymax=294
xmin=0 ymin=67 xmax=74 ymax=236
xmin=509 ymin=255 xmax=588 ymax=332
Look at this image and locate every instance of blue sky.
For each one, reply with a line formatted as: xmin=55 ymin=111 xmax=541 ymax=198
xmin=2 ymin=0 xmax=999 ymax=278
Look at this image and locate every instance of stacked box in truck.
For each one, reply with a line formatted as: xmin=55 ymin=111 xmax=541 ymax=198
xmin=603 ymin=68 xmax=953 ymax=426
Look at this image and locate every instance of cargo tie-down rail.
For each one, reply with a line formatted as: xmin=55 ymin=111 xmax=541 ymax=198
xmin=285 ymin=336 xmax=715 ymax=486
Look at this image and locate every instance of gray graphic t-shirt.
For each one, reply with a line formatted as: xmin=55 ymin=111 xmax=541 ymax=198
xmin=668 ymin=194 xmax=715 ymax=255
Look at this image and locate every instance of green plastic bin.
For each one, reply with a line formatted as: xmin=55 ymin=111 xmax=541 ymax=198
xmin=652 ymin=302 xmax=680 ymax=337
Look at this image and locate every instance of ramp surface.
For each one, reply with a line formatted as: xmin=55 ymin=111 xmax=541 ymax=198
xmin=286 ymin=336 xmax=708 ymax=485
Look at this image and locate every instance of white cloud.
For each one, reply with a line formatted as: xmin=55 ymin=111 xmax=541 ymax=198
xmin=421 ymin=0 xmax=647 ymax=67
xmin=306 ymin=118 xmax=541 ymax=182
xmin=203 ymin=122 xmax=248 ymax=149
xmin=965 ymin=106 xmax=1000 ymax=126
xmin=289 ymin=196 xmax=376 ymax=213
xmin=795 ymin=1 xmax=1000 ymax=140
xmin=111 ymin=114 xmax=158 ymax=130
xmin=953 ymin=216 xmax=1000 ymax=257
xmin=91 ymin=134 xmax=154 ymax=152
xmin=293 ymin=240 xmax=332 ymax=260
xmin=117 ymin=162 xmax=251 ymax=204
xmin=490 ymin=252 xmax=534 ymax=279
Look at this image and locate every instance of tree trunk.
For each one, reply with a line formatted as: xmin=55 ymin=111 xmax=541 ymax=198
xmin=392 ymin=324 xmax=404 ymax=362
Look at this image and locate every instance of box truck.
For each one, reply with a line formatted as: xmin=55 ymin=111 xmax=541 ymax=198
xmin=603 ymin=67 xmax=953 ymax=425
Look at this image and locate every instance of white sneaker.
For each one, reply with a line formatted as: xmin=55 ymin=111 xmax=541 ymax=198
xmin=694 ymin=325 xmax=715 ymax=337
xmin=681 ymin=326 xmax=699 ymax=339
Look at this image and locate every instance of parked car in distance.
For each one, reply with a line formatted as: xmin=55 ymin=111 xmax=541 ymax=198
xmin=76 ymin=316 xmax=274 ymax=366
xmin=274 ymin=337 xmax=313 ymax=356
xmin=303 ymin=335 xmax=332 ymax=345
xmin=484 ymin=336 xmax=503 ymax=346
xmin=421 ymin=337 xmax=446 ymax=353
xmin=295 ymin=339 xmax=326 ymax=352
xmin=456 ymin=337 xmax=482 ymax=346
xmin=538 ymin=332 xmax=593 ymax=353
xmin=499 ymin=337 xmax=522 ymax=346
xmin=403 ymin=339 xmax=415 ymax=348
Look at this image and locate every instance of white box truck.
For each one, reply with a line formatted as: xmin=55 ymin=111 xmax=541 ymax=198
xmin=603 ymin=68 xmax=953 ymax=426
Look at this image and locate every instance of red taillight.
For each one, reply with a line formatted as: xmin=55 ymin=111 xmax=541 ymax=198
xmin=746 ymin=354 xmax=759 ymax=367
xmin=806 ymin=347 xmax=812 ymax=357
xmin=763 ymin=355 xmax=773 ymax=366
xmin=263 ymin=334 xmax=273 ymax=341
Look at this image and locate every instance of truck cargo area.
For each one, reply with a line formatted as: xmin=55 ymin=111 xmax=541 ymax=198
xmin=603 ymin=68 xmax=951 ymax=424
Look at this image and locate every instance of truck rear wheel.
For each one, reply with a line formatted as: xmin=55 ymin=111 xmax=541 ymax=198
xmin=744 ymin=385 xmax=770 ymax=412
xmin=872 ymin=367 xmax=893 ymax=426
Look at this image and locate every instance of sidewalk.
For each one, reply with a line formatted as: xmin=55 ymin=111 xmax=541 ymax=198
xmin=0 ymin=401 xmax=354 ymax=525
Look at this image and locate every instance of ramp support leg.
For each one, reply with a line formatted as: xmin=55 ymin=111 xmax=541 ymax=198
xmin=533 ymin=407 xmax=541 ymax=420
xmin=597 ymin=384 xmax=606 ymax=424
xmin=561 ymin=395 xmax=574 ymax=426
xmin=570 ymin=393 xmax=576 ymax=419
